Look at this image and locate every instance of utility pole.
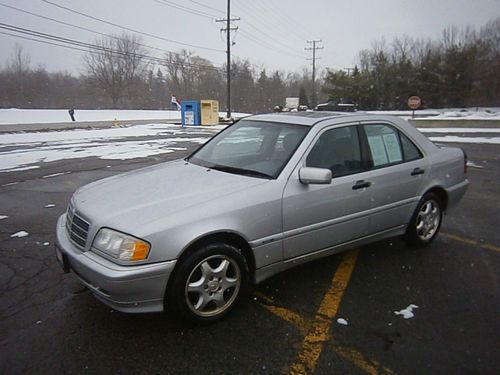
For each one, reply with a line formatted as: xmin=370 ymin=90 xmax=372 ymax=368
xmin=344 ymin=67 xmax=354 ymax=76
xmin=305 ymin=40 xmax=323 ymax=107
xmin=216 ymin=1 xmax=239 ymax=120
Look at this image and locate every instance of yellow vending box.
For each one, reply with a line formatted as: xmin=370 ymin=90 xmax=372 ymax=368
xmin=200 ymin=100 xmax=219 ymax=126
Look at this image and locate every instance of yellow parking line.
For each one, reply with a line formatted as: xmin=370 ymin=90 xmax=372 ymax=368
xmin=288 ymin=249 xmax=359 ymax=375
xmin=253 ymin=291 xmax=309 ymax=334
xmin=333 ymin=346 xmax=396 ymax=375
xmin=441 ymin=232 xmax=500 ymax=253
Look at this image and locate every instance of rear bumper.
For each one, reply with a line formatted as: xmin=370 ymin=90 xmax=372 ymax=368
xmin=446 ymin=179 xmax=469 ymax=211
xmin=56 ymin=214 xmax=176 ymax=313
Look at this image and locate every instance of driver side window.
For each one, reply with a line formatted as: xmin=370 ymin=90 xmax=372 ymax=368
xmin=306 ymin=126 xmax=363 ymax=177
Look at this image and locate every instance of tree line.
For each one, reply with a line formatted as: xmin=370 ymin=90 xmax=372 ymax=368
xmin=0 ymin=37 xmax=317 ymax=113
xmin=1 ymin=17 xmax=498 ymax=112
xmin=323 ymin=18 xmax=500 ymax=109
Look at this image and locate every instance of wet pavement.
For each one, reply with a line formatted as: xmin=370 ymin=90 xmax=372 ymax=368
xmin=0 ymin=126 xmax=499 ymax=374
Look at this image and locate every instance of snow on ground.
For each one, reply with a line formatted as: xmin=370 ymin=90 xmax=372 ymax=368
xmin=417 ymin=128 xmax=500 ymax=133
xmin=428 ymin=136 xmax=500 ymax=145
xmin=368 ymin=107 xmax=500 ymax=121
xmin=0 ymin=109 xmax=181 ymax=125
xmin=0 ymin=123 xmax=218 ymax=172
xmin=394 ymin=304 xmax=419 ymax=319
xmin=0 ymin=109 xmax=250 ymax=125
xmin=11 ymin=231 xmax=29 ymax=238
xmin=0 ymin=215 xmax=8 ymax=220
xmin=336 ymin=318 xmax=349 ymax=326
xmin=0 ymin=109 xmax=498 ymax=173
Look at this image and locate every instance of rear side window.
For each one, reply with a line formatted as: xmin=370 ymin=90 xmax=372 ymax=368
xmin=306 ymin=125 xmax=363 ymax=177
xmin=400 ymin=133 xmax=423 ymax=161
xmin=364 ymin=124 xmax=403 ymax=167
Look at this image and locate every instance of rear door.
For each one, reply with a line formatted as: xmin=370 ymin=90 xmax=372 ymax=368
xmin=360 ymin=122 xmax=429 ymax=233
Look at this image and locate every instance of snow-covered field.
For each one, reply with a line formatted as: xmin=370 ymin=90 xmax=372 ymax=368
xmin=0 ymin=109 xmax=250 ymax=125
xmin=0 ymin=123 xmax=219 ymax=172
xmin=0 ymin=108 xmax=498 ymax=174
xmin=0 ymin=122 xmax=498 ymax=173
xmin=367 ymin=108 xmax=500 ymax=121
xmin=0 ymin=108 xmax=499 ymax=126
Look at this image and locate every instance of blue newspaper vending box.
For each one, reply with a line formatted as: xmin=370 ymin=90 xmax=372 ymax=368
xmin=181 ymin=100 xmax=201 ymax=126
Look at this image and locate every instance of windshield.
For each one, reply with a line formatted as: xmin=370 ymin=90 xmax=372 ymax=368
xmin=188 ymin=120 xmax=309 ymax=179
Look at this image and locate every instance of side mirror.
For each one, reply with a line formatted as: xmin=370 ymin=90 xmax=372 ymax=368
xmin=299 ymin=167 xmax=332 ymax=185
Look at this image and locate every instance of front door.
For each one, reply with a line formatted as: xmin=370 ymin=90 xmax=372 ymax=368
xmin=282 ymin=124 xmax=372 ymax=260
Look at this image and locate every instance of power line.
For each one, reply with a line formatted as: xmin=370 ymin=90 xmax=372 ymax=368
xmin=0 ymin=22 xmax=223 ymax=71
xmin=231 ymin=1 xmax=307 ymax=58
xmin=0 ymin=2 xmax=191 ymax=59
xmin=234 ymin=0 xmax=307 ymax=47
xmin=237 ymin=30 xmax=305 ymax=60
xmin=185 ymin=0 xmax=226 ymax=15
xmin=253 ymin=0 xmax=312 ymax=42
xmin=0 ymin=30 xmax=101 ymax=55
xmin=152 ymin=0 xmax=219 ymax=19
xmin=239 ymin=20 xmax=306 ymax=57
xmin=39 ymin=0 xmax=224 ymax=52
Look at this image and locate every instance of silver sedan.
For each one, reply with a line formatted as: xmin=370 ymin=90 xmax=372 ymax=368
xmin=55 ymin=112 xmax=469 ymax=322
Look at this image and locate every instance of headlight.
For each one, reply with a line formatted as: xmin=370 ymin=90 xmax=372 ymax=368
xmin=92 ymin=228 xmax=150 ymax=261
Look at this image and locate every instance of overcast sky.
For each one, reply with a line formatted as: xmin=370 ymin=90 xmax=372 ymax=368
xmin=0 ymin=0 xmax=499 ymax=75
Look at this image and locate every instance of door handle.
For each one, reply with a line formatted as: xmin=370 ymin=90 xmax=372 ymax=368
xmin=411 ymin=167 xmax=425 ymax=176
xmin=352 ymin=180 xmax=371 ymax=190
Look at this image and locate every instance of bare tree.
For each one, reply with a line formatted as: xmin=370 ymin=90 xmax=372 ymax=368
xmin=6 ymin=44 xmax=31 ymax=107
xmin=392 ymin=35 xmax=413 ymax=63
xmin=84 ymin=33 xmax=148 ymax=107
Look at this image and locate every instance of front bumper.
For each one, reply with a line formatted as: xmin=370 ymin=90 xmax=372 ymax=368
xmin=56 ymin=214 xmax=176 ymax=313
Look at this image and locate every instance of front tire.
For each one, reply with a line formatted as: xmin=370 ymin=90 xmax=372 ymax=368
xmin=405 ymin=192 xmax=443 ymax=246
xmin=169 ymin=243 xmax=248 ymax=323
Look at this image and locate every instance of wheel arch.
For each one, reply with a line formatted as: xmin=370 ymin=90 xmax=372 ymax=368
xmin=424 ymin=186 xmax=448 ymax=212
xmin=165 ymin=231 xmax=255 ymax=301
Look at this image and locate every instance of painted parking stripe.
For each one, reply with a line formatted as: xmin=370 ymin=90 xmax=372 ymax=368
xmin=441 ymin=232 xmax=500 ymax=253
xmin=288 ymin=249 xmax=359 ymax=375
xmin=255 ymin=295 xmax=397 ymax=375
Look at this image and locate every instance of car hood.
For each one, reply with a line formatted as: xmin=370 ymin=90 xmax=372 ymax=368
xmin=72 ymin=159 xmax=268 ymax=229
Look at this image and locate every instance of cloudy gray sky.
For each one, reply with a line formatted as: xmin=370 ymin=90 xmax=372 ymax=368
xmin=0 ymin=0 xmax=499 ymax=75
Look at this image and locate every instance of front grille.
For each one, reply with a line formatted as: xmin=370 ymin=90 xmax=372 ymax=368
xmin=66 ymin=203 xmax=90 ymax=249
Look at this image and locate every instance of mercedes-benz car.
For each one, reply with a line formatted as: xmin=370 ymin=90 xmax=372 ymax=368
xmin=55 ymin=112 xmax=468 ymax=322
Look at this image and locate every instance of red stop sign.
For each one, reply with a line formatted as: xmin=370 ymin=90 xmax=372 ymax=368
xmin=408 ymin=96 xmax=421 ymax=110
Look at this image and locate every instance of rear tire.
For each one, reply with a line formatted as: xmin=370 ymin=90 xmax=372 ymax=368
xmin=405 ymin=192 xmax=443 ymax=246
xmin=168 ymin=243 xmax=248 ymax=323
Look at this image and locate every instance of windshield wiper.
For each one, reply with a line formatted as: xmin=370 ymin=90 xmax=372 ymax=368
xmin=209 ymin=164 xmax=273 ymax=179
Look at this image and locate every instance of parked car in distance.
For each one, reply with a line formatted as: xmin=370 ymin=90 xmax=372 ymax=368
xmin=55 ymin=112 xmax=469 ymax=322
xmin=315 ymin=101 xmax=357 ymax=112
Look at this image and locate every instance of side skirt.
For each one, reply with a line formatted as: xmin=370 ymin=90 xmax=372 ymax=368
xmin=253 ymin=225 xmax=406 ymax=284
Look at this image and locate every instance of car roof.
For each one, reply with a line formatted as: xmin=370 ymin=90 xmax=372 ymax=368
xmin=246 ymin=111 xmax=359 ymax=127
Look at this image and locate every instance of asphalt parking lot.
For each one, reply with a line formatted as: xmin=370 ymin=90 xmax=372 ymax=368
xmin=0 ymin=127 xmax=499 ymax=374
